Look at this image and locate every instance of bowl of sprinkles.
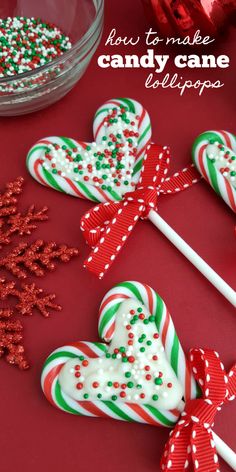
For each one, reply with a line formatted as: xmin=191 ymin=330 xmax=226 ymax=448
xmin=0 ymin=0 xmax=104 ymax=115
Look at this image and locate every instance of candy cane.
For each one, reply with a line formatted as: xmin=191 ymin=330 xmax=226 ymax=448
xmin=27 ymin=98 xmax=152 ymax=203
xmin=192 ymin=130 xmax=236 ymax=213
xmin=41 ymin=281 xmax=235 ymax=469
xmin=41 ymin=282 xmax=197 ymax=425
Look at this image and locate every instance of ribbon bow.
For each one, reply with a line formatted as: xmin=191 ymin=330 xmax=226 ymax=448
xmin=161 ymin=348 xmax=236 ymax=472
xmin=81 ymin=144 xmax=199 ymax=278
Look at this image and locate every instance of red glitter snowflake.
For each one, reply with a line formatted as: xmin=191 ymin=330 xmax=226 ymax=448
xmin=0 ymin=239 xmax=79 ymax=279
xmin=0 ymin=177 xmax=79 ymax=369
xmin=0 ymin=308 xmax=29 ymax=370
xmin=0 ymin=205 xmax=48 ymax=247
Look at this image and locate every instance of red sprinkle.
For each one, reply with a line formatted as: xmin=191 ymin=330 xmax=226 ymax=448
xmin=76 ymin=382 xmax=83 ymax=390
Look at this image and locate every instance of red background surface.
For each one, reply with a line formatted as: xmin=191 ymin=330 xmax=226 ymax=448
xmin=0 ymin=1 xmax=235 ymax=471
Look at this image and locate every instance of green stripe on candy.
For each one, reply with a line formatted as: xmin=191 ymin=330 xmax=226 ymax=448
xmin=99 ymin=301 xmax=122 ymax=338
xmin=170 ymin=333 xmax=179 ymax=377
xmin=192 ymin=131 xmax=224 ymax=167
xmin=94 ymin=107 xmax=110 ymax=119
xmin=206 ymin=157 xmax=221 ymax=196
xmin=43 ymin=350 xmax=79 ymax=369
xmin=76 ymin=181 xmax=100 ymax=202
xmin=60 ymin=136 xmax=77 ymax=150
xmin=102 ymin=401 xmax=134 ymax=421
xmin=132 ymin=158 xmax=143 ymax=177
xmin=42 ymin=167 xmax=64 ymax=192
xmin=27 ymin=145 xmax=48 ymax=166
xmin=138 ymin=123 xmax=151 ymax=145
xmin=118 ymin=98 xmax=136 ymax=114
xmin=115 ymin=282 xmax=143 ymax=303
xmin=107 ymin=188 xmax=122 ymax=201
xmin=153 ymin=294 xmax=164 ymax=332
xmin=93 ymin=342 xmax=108 ymax=353
xmin=55 ymin=380 xmax=81 ymax=415
xmin=144 ymin=405 xmax=176 ymax=427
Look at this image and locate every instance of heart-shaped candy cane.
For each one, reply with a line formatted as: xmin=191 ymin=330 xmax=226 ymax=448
xmin=26 ymin=98 xmax=152 ymax=202
xmin=41 ymin=281 xmax=198 ymax=426
xmin=192 ymin=130 xmax=236 ymax=213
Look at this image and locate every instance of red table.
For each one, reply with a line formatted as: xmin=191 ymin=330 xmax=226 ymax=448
xmin=0 ymin=1 xmax=235 ymax=471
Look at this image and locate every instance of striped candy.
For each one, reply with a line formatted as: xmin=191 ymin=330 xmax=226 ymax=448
xmin=192 ymin=130 xmax=236 ymax=213
xmin=27 ymin=98 xmax=152 ymax=203
xmin=41 ymin=281 xmax=198 ymax=427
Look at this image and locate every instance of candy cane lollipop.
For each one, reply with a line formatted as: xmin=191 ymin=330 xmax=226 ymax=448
xmin=192 ymin=130 xmax=236 ymax=213
xmin=26 ymin=98 xmax=235 ymax=306
xmin=41 ymin=281 xmax=236 ymax=470
xmin=27 ymin=98 xmax=151 ymax=202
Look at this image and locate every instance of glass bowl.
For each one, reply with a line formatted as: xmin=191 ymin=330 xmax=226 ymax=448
xmin=0 ymin=0 xmax=104 ymax=116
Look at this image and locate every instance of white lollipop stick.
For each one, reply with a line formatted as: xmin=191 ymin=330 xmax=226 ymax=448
xmin=178 ymin=401 xmax=236 ymax=470
xmin=148 ymin=210 xmax=236 ymax=307
xmin=213 ymin=432 xmax=236 ymax=471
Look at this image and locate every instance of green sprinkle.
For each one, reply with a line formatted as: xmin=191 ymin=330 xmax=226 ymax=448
xmin=107 ymin=381 xmax=112 ymax=387
xmin=154 ymin=378 xmax=163 ymax=385
xmin=140 ymin=347 xmax=145 ymax=353
xmin=137 ymin=307 xmax=143 ymax=313
xmin=106 ymin=353 xmax=111 ymax=358
xmin=83 ymin=393 xmax=89 ymax=399
xmin=127 ymin=382 xmax=134 ymax=388
xmin=125 ymin=372 xmax=131 ymax=378
xmin=112 ymin=395 xmax=117 ymax=401
xmin=152 ymin=394 xmax=159 ymax=401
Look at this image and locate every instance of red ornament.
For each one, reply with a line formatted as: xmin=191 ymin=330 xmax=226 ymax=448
xmin=141 ymin=0 xmax=236 ymax=39
xmin=0 ymin=308 xmax=29 ymax=370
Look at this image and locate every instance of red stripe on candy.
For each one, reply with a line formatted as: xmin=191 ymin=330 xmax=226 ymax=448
xmin=99 ymin=294 xmax=129 ymax=319
xmin=104 ymin=320 xmax=115 ymax=340
xmin=220 ymin=130 xmax=231 ymax=148
xmin=128 ymin=403 xmax=159 ymax=425
xmin=64 ymin=177 xmax=85 ymax=198
xmin=198 ymin=145 xmax=209 ymax=182
xmin=34 ymin=160 xmax=48 ymax=185
xmin=145 ymin=284 xmax=153 ymax=314
xmin=43 ymin=363 xmax=64 ymax=406
xmin=161 ymin=310 xmax=170 ymax=347
xmin=224 ymin=177 xmax=236 ymax=212
xmin=78 ymin=401 xmax=111 ymax=418
xmin=69 ymin=342 xmax=99 ymax=358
